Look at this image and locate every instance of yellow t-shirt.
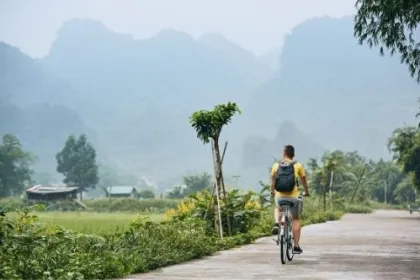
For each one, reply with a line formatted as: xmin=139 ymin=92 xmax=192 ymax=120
xmin=271 ymin=159 xmax=305 ymax=198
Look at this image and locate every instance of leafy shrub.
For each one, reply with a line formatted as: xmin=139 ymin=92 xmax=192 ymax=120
xmin=137 ymin=189 xmax=155 ymax=199
xmin=165 ymin=189 xmax=266 ymax=235
xmin=0 ymin=198 xmax=25 ymax=212
xmin=0 ymin=189 xmax=350 ymax=279
xmin=345 ymin=204 xmax=373 ymax=213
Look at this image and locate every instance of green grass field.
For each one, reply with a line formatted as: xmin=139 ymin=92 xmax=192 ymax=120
xmin=9 ymin=211 xmax=164 ymax=235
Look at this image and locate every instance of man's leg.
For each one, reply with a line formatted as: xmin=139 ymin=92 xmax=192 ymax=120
xmin=291 ymin=200 xmax=303 ymax=253
xmin=271 ymin=199 xmax=281 ymax=235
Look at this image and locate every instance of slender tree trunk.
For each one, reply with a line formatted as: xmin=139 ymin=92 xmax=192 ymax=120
xmin=211 ymin=140 xmax=223 ymax=238
xmin=350 ymin=163 xmax=367 ymax=204
xmin=213 ymin=139 xmax=223 ymax=195
xmin=203 ymin=141 xmax=228 ymax=222
xmin=220 ymin=172 xmax=232 ymax=236
xmin=213 ymin=139 xmax=232 ymax=236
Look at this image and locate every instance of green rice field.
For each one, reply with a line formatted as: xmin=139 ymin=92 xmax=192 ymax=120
xmin=9 ymin=211 xmax=164 ymax=235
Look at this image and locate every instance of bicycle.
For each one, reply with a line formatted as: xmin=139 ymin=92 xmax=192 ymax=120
xmin=274 ymin=192 xmax=304 ymax=264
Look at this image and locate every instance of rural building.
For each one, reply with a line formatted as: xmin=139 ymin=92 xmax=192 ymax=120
xmin=106 ymin=186 xmax=138 ymax=198
xmin=26 ymin=184 xmax=79 ymax=201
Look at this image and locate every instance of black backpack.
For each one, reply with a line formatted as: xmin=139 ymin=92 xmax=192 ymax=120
xmin=274 ymin=161 xmax=297 ymax=192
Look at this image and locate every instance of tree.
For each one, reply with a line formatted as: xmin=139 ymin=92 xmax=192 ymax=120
xmin=0 ymin=134 xmax=34 ymax=197
xmin=388 ymin=126 xmax=420 ymax=190
xmin=56 ymin=134 xmax=99 ymax=200
xmin=138 ymin=189 xmax=155 ymax=199
xmin=167 ymin=184 xmax=187 ymax=199
xmin=354 ymin=0 xmax=420 ymax=82
xmin=190 ymin=102 xmax=241 ymax=236
xmin=183 ymin=173 xmax=211 ymax=196
xmin=190 ymin=102 xmax=241 ymax=196
xmin=393 ymin=175 xmax=416 ymax=204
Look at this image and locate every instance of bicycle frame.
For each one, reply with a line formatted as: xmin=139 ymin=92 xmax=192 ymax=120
xmin=280 ymin=205 xmax=292 ymax=237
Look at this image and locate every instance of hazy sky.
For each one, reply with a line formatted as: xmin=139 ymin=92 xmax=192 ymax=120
xmin=0 ymin=0 xmax=356 ymax=58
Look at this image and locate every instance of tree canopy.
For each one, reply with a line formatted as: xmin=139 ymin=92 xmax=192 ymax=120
xmin=56 ymin=134 xmax=99 ymax=200
xmin=388 ymin=126 xmax=420 ymax=188
xmin=190 ymin=102 xmax=241 ymax=143
xmin=306 ymin=149 xmax=416 ymax=205
xmin=354 ymin=0 xmax=420 ymax=82
xmin=0 ymin=134 xmax=34 ymax=197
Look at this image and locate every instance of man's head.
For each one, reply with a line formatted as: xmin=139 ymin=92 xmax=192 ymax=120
xmin=283 ymin=145 xmax=295 ymax=159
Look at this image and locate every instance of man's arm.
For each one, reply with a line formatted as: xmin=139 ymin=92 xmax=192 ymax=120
xmin=300 ymin=176 xmax=309 ymax=196
xmin=298 ymin=164 xmax=309 ymax=196
xmin=270 ymin=173 xmax=276 ymax=195
xmin=270 ymin=164 xmax=277 ymax=195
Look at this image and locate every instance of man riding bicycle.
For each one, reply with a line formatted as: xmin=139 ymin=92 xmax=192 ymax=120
xmin=270 ymin=145 xmax=309 ymax=254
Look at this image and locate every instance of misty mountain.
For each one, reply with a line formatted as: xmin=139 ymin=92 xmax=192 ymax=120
xmin=39 ymin=19 xmax=274 ymax=179
xmin=243 ymin=16 xmax=419 ymax=161
xmin=239 ymin=120 xmax=325 ymax=185
xmin=0 ymin=43 xmax=96 ymax=172
xmin=258 ymin=47 xmax=282 ymax=71
xmin=1 ymin=16 xmax=419 ymax=189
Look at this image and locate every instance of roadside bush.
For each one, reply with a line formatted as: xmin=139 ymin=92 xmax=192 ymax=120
xmin=0 ymin=198 xmax=25 ymax=212
xmin=0 ymin=209 xmax=245 ymax=280
xmin=165 ymin=189 xmax=265 ymax=235
xmin=369 ymin=201 xmax=408 ymax=210
xmin=345 ymin=204 xmax=373 ymax=213
xmin=0 ymin=189 xmax=350 ymax=280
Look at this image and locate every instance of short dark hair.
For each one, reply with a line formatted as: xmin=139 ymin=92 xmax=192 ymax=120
xmin=284 ymin=145 xmax=295 ymax=159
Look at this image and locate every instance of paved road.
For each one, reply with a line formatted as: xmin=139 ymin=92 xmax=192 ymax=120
xmin=126 ymin=210 xmax=420 ymax=280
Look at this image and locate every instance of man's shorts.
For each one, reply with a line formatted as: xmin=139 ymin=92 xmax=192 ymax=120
xmin=275 ymin=196 xmax=303 ymax=218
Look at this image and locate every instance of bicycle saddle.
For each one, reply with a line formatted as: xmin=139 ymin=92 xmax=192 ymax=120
xmin=278 ymin=201 xmax=294 ymax=207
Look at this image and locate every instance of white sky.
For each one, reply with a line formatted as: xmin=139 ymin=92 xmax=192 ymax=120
xmin=0 ymin=0 xmax=356 ymax=58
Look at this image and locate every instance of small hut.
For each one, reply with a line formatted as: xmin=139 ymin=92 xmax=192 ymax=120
xmin=26 ymin=184 xmax=79 ymax=202
xmin=106 ymin=186 xmax=138 ymax=198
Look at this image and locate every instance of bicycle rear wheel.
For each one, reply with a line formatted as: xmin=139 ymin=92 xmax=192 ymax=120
xmin=280 ymin=234 xmax=287 ymax=264
xmin=286 ymin=232 xmax=294 ymax=261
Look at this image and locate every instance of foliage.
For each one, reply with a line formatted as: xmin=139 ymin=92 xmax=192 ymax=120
xmin=0 ymin=134 xmax=34 ymax=198
xmin=167 ymin=173 xmax=211 ymax=199
xmin=0 ymin=186 xmax=348 ymax=279
xmin=137 ymin=189 xmax=155 ymax=199
xmin=393 ymin=174 xmax=417 ymax=203
xmin=0 ymin=197 xmax=181 ymax=213
xmin=166 ymin=184 xmax=188 ymax=199
xmin=388 ymin=126 xmax=420 ymax=189
xmin=344 ymin=204 xmax=373 ymax=214
xmin=190 ymin=102 xmax=241 ymax=235
xmin=6 ymin=211 xmax=163 ymax=235
xmin=56 ymin=134 xmax=99 ymax=200
xmin=165 ymin=189 xmax=267 ymax=235
xmin=0 ymin=197 xmax=26 ymax=212
xmin=0 ymin=210 xmax=215 ymax=279
xmin=84 ymin=198 xmax=179 ymax=213
xmin=183 ymin=173 xmax=211 ymax=195
xmin=190 ymin=102 xmax=241 ymax=143
xmin=354 ymin=0 xmax=420 ymax=82
xmin=307 ymin=149 xmax=417 ymax=206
